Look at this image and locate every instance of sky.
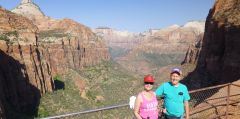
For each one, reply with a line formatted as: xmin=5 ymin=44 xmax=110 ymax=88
xmin=0 ymin=0 xmax=215 ymax=32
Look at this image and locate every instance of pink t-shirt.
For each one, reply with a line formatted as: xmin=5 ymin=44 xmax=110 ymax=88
xmin=139 ymin=92 xmax=158 ymax=119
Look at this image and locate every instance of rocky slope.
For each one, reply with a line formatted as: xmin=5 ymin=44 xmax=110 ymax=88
xmin=0 ymin=8 xmax=53 ymax=117
xmin=37 ymin=18 xmax=110 ymax=74
xmin=137 ymin=21 xmax=205 ymax=54
xmin=12 ymin=1 xmax=110 ymax=75
xmin=0 ymin=0 xmax=109 ymax=118
xmin=94 ymin=27 xmax=142 ymax=49
xmin=183 ymin=0 xmax=240 ymax=88
xmin=116 ymin=21 xmax=205 ymax=74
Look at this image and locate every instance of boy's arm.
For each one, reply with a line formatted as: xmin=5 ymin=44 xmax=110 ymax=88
xmin=184 ymin=101 xmax=189 ymax=119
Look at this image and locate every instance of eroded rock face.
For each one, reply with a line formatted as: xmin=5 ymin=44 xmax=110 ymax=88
xmin=94 ymin=27 xmax=142 ymax=49
xmin=12 ymin=0 xmax=45 ymax=19
xmin=116 ymin=21 xmax=205 ymax=74
xmin=138 ymin=21 xmax=205 ymax=54
xmin=38 ymin=19 xmax=110 ymax=75
xmin=182 ymin=34 xmax=203 ymax=64
xmin=0 ymin=8 xmax=54 ymax=114
xmin=1 ymin=1 xmax=110 ymax=117
xmin=12 ymin=1 xmax=110 ymax=75
xmin=201 ymin=0 xmax=240 ymax=84
xmin=183 ymin=0 xmax=240 ymax=86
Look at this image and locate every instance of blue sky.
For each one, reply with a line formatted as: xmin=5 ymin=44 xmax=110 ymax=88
xmin=1 ymin=0 xmax=214 ymax=32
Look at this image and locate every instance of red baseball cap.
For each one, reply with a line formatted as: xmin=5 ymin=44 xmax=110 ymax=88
xmin=144 ymin=75 xmax=154 ymax=83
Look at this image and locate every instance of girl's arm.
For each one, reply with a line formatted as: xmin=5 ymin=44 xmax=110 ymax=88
xmin=134 ymin=94 xmax=142 ymax=119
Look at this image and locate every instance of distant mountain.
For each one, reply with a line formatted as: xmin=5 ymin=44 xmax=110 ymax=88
xmin=94 ymin=27 xmax=142 ymax=49
xmin=115 ymin=21 xmax=205 ymax=74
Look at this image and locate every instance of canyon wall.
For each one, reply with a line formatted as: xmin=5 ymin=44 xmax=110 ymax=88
xmin=183 ymin=0 xmax=240 ymax=87
xmin=0 ymin=8 xmax=53 ymax=116
xmin=0 ymin=1 xmax=110 ymax=117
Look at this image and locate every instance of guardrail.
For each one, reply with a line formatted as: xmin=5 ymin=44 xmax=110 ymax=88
xmin=42 ymin=83 xmax=240 ymax=119
xmin=42 ymin=104 xmax=129 ymax=119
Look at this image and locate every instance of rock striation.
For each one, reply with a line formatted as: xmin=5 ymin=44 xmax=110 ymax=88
xmin=114 ymin=21 xmax=205 ymax=74
xmin=12 ymin=0 xmax=45 ymax=19
xmin=12 ymin=1 xmax=110 ymax=74
xmin=0 ymin=8 xmax=53 ymax=116
xmin=37 ymin=18 xmax=110 ymax=74
xmin=138 ymin=21 xmax=205 ymax=54
xmin=0 ymin=0 xmax=110 ymax=117
xmin=94 ymin=27 xmax=142 ymax=49
xmin=183 ymin=0 xmax=240 ymax=87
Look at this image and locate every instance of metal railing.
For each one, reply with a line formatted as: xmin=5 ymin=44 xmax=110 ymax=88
xmin=42 ymin=83 xmax=240 ymax=119
xmin=189 ymin=83 xmax=240 ymax=119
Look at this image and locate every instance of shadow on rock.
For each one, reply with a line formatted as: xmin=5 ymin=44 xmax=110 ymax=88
xmin=0 ymin=50 xmax=41 ymax=119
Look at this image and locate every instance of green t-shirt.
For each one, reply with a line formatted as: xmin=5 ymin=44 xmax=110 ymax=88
xmin=155 ymin=82 xmax=190 ymax=117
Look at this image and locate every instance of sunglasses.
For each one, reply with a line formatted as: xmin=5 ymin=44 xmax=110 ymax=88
xmin=144 ymin=82 xmax=154 ymax=85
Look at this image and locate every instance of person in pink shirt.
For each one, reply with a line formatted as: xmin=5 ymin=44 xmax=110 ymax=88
xmin=134 ymin=75 xmax=159 ymax=119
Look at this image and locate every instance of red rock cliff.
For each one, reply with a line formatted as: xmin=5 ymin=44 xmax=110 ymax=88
xmin=183 ymin=0 xmax=240 ymax=86
xmin=12 ymin=1 xmax=110 ymax=75
xmin=38 ymin=18 xmax=110 ymax=75
xmin=0 ymin=8 xmax=54 ymax=116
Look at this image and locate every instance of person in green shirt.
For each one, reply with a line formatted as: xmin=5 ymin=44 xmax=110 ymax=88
xmin=155 ymin=68 xmax=190 ymax=119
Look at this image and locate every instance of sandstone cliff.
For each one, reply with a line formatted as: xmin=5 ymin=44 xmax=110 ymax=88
xmin=0 ymin=0 xmax=110 ymax=118
xmin=94 ymin=27 xmax=142 ymax=49
xmin=37 ymin=18 xmax=110 ymax=74
xmin=183 ymin=0 xmax=240 ymax=87
xmin=0 ymin=8 xmax=53 ymax=116
xmin=115 ymin=21 xmax=205 ymax=74
xmin=12 ymin=1 xmax=110 ymax=75
xmin=137 ymin=21 xmax=205 ymax=54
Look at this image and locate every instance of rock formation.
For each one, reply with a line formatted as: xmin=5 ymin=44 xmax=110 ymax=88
xmin=11 ymin=0 xmax=110 ymax=74
xmin=138 ymin=21 xmax=205 ymax=54
xmin=37 ymin=19 xmax=110 ymax=74
xmin=12 ymin=0 xmax=45 ymax=19
xmin=0 ymin=8 xmax=53 ymax=116
xmin=182 ymin=33 xmax=203 ymax=64
xmin=0 ymin=0 xmax=110 ymax=118
xmin=94 ymin=27 xmax=142 ymax=49
xmin=21 ymin=0 xmax=32 ymax=4
xmin=115 ymin=21 xmax=205 ymax=74
xmin=183 ymin=0 xmax=240 ymax=87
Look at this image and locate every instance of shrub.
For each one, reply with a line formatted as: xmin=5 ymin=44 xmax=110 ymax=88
xmin=0 ymin=34 xmax=10 ymax=42
xmin=39 ymin=29 xmax=68 ymax=39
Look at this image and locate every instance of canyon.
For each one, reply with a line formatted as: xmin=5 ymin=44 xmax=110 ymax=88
xmin=0 ymin=0 xmax=109 ymax=118
xmin=0 ymin=0 xmax=240 ymax=118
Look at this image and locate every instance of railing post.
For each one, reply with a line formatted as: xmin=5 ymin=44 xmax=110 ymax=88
xmin=226 ymin=83 xmax=231 ymax=119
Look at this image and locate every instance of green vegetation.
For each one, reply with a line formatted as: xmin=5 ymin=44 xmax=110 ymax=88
xmin=37 ymin=60 xmax=141 ymax=118
xmin=109 ymin=47 xmax=129 ymax=59
xmin=0 ymin=31 xmax=19 ymax=42
xmin=139 ymin=52 xmax=185 ymax=68
xmin=53 ymin=74 xmax=62 ymax=81
xmin=80 ymin=60 xmax=141 ymax=105
xmin=39 ymin=29 xmax=68 ymax=39
xmin=0 ymin=34 xmax=9 ymax=42
xmin=5 ymin=31 xmax=19 ymax=37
